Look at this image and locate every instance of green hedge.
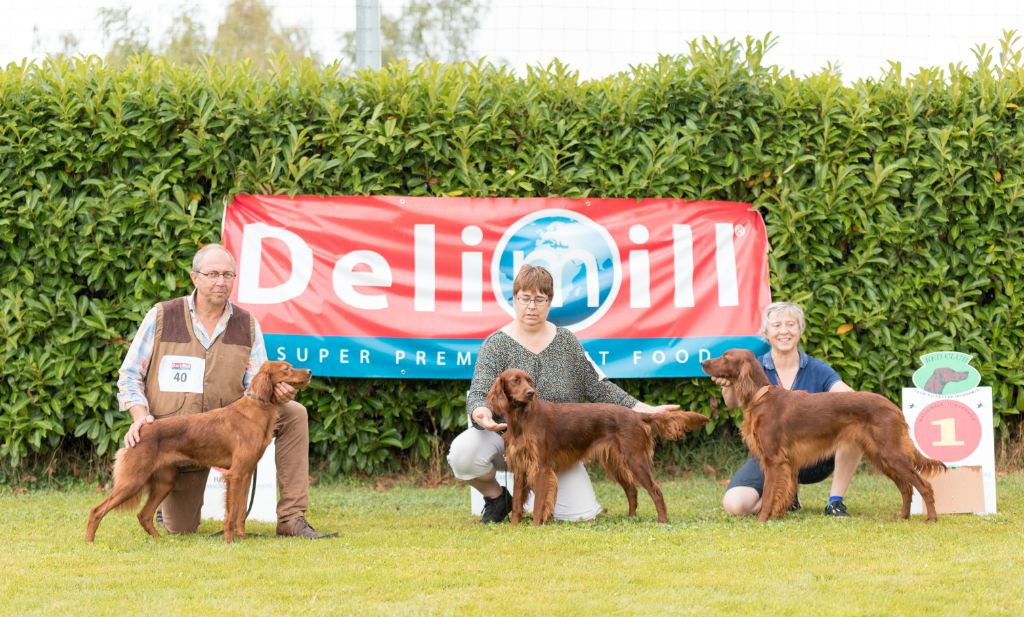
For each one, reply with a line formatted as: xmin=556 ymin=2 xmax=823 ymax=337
xmin=2 ymin=36 xmax=1023 ymax=474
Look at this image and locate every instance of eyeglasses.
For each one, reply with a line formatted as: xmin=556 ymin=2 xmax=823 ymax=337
xmin=515 ymin=295 xmax=550 ymax=307
xmin=194 ymin=270 xmax=236 ymax=281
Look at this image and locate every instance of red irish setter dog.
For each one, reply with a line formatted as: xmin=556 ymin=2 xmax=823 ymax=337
xmin=702 ymin=349 xmax=946 ymax=522
xmin=86 ymin=361 xmax=312 ymax=543
xmin=487 ymin=368 xmax=709 ymax=525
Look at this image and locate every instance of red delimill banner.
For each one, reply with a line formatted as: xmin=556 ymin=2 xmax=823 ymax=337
xmin=222 ymin=195 xmax=771 ymax=378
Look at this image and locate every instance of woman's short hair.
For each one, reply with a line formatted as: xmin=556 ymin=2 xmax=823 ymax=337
xmin=760 ymin=301 xmax=806 ymax=339
xmin=513 ymin=264 xmax=554 ymax=299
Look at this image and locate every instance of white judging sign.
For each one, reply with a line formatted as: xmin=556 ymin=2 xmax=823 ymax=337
xmin=157 ymin=355 xmax=206 ymax=393
xmin=903 ymin=387 xmax=997 ymax=515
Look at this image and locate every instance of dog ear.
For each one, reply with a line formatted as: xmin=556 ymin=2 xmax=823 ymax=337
xmin=732 ymin=357 xmax=758 ymax=406
xmin=249 ymin=364 xmax=275 ymax=403
xmin=486 ymin=373 xmax=509 ymax=417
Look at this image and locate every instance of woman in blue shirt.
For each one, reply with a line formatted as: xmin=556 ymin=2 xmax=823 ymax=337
xmin=714 ymin=302 xmax=860 ymax=517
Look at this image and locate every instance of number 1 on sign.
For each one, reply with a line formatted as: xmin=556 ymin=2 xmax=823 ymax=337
xmin=931 ymin=417 xmax=965 ymax=447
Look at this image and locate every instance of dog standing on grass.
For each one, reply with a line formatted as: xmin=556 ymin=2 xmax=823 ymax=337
xmin=701 ymin=349 xmax=946 ymax=522
xmin=487 ymin=368 xmax=709 ymax=525
xmin=86 ymin=361 xmax=311 ymax=543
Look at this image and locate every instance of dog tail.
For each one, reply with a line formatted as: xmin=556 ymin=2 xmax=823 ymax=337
xmin=640 ymin=410 xmax=709 ymax=441
xmin=111 ymin=448 xmax=145 ymax=511
xmin=913 ymin=450 xmax=947 ymax=477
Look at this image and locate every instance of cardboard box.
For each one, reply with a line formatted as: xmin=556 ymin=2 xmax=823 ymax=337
xmin=929 ymin=465 xmax=985 ymax=514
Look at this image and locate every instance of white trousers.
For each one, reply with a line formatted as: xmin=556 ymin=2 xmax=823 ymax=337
xmin=447 ymin=426 xmax=602 ymax=521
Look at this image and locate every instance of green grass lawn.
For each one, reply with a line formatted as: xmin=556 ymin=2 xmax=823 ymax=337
xmin=2 ymin=472 xmax=1022 ymax=616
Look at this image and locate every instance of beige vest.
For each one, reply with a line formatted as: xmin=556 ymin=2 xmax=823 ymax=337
xmin=144 ymin=296 xmax=255 ymax=418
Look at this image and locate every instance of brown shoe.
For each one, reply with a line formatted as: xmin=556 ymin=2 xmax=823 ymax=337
xmin=276 ymin=516 xmax=337 ymax=539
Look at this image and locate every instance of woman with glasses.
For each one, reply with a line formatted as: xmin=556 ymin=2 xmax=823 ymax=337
xmin=447 ymin=264 xmax=679 ymax=524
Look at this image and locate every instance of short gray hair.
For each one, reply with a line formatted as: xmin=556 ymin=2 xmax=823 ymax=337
xmin=192 ymin=243 xmax=236 ymax=272
xmin=760 ymin=302 xmax=806 ymax=339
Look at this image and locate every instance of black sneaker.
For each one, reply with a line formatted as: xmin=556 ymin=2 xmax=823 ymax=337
xmin=824 ymin=501 xmax=850 ymax=517
xmin=790 ymin=493 xmax=802 ymax=512
xmin=480 ymin=487 xmax=512 ymax=524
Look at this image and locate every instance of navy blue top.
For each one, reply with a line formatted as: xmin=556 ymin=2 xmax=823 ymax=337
xmin=758 ymin=351 xmax=840 ymax=394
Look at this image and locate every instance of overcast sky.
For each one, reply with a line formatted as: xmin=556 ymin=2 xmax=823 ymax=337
xmin=2 ymin=0 xmax=1023 ymax=81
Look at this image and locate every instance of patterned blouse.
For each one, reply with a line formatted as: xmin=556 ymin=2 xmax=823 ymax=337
xmin=466 ymin=326 xmax=638 ymax=419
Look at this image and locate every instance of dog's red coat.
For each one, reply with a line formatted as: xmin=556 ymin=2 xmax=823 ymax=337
xmin=702 ymin=349 xmax=946 ymax=522
xmin=86 ymin=361 xmax=311 ymax=542
xmin=487 ymin=368 xmax=708 ymax=525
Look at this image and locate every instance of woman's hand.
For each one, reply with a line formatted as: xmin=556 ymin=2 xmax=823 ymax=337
xmin=711 ymin=376 xmax=738 ymax=408
xmin=710 ymin=376 xmax=732 ymax=388
xmin=632 ymin=401 xmax=680 ymax=414
xmin=472 ymin=406 xmax=507 ymax=431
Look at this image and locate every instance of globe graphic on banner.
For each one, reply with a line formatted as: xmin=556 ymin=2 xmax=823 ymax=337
xmin=493 ymin=210 xmax=621 ymax=331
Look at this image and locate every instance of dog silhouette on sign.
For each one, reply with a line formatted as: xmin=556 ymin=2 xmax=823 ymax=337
xmin=923 ymin=367 xmax=969 ymax=394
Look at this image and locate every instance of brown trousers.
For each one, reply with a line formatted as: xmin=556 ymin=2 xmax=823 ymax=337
xmin=159 ymin=400 xmax=310 ymax=533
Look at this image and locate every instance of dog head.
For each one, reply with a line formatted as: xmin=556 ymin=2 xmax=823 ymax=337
xmin=249 ymin=361 xmax=313 ymax=404
xmin=486 ymin=368 xmax=536 ymax=423
xmin=701 ymin=348 xmax=758 ymax=380
xmin=701 ymin=348 xmax=771 ymax=407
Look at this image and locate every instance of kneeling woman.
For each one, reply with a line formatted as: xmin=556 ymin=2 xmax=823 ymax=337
xmin=716 ymin=301 xmax=859 ymax=517
xmin=447 ymin=264 xmax=678 ymax=523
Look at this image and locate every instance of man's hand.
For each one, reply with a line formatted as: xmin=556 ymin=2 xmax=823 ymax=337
xmin=274 ymin=382 xmax=296 ymax=404
xmin=125 ymin=413 xmax=154 ymax=448
xmin=472 ymin=406 xmax=507 ymax=431
xmin=632 ymin=401 xmax=681 ymax=414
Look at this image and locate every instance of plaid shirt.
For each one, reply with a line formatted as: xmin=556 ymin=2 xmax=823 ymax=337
xmin=117 ymin=293 xmax=267 ymax=412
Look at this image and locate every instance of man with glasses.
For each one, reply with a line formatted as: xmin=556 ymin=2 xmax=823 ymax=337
xmin=117 ymin=243 xmax=334 ymax=538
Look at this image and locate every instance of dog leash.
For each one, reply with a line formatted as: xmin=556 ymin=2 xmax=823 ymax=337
xmin=501 ymin=458 xmax=510 ymax=496
xmin=205 ymin=470 xmax=259 ymax=538
xmin=246 ymin=468 xmax=257 ymax=516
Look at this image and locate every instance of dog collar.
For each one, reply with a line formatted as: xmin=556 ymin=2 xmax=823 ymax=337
xmin=752 ymin=385 xmax=772 ymax=404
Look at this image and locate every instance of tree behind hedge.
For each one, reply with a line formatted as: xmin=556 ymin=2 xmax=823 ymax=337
xmin=1 ymin=35 xmax=1022 ymax=474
